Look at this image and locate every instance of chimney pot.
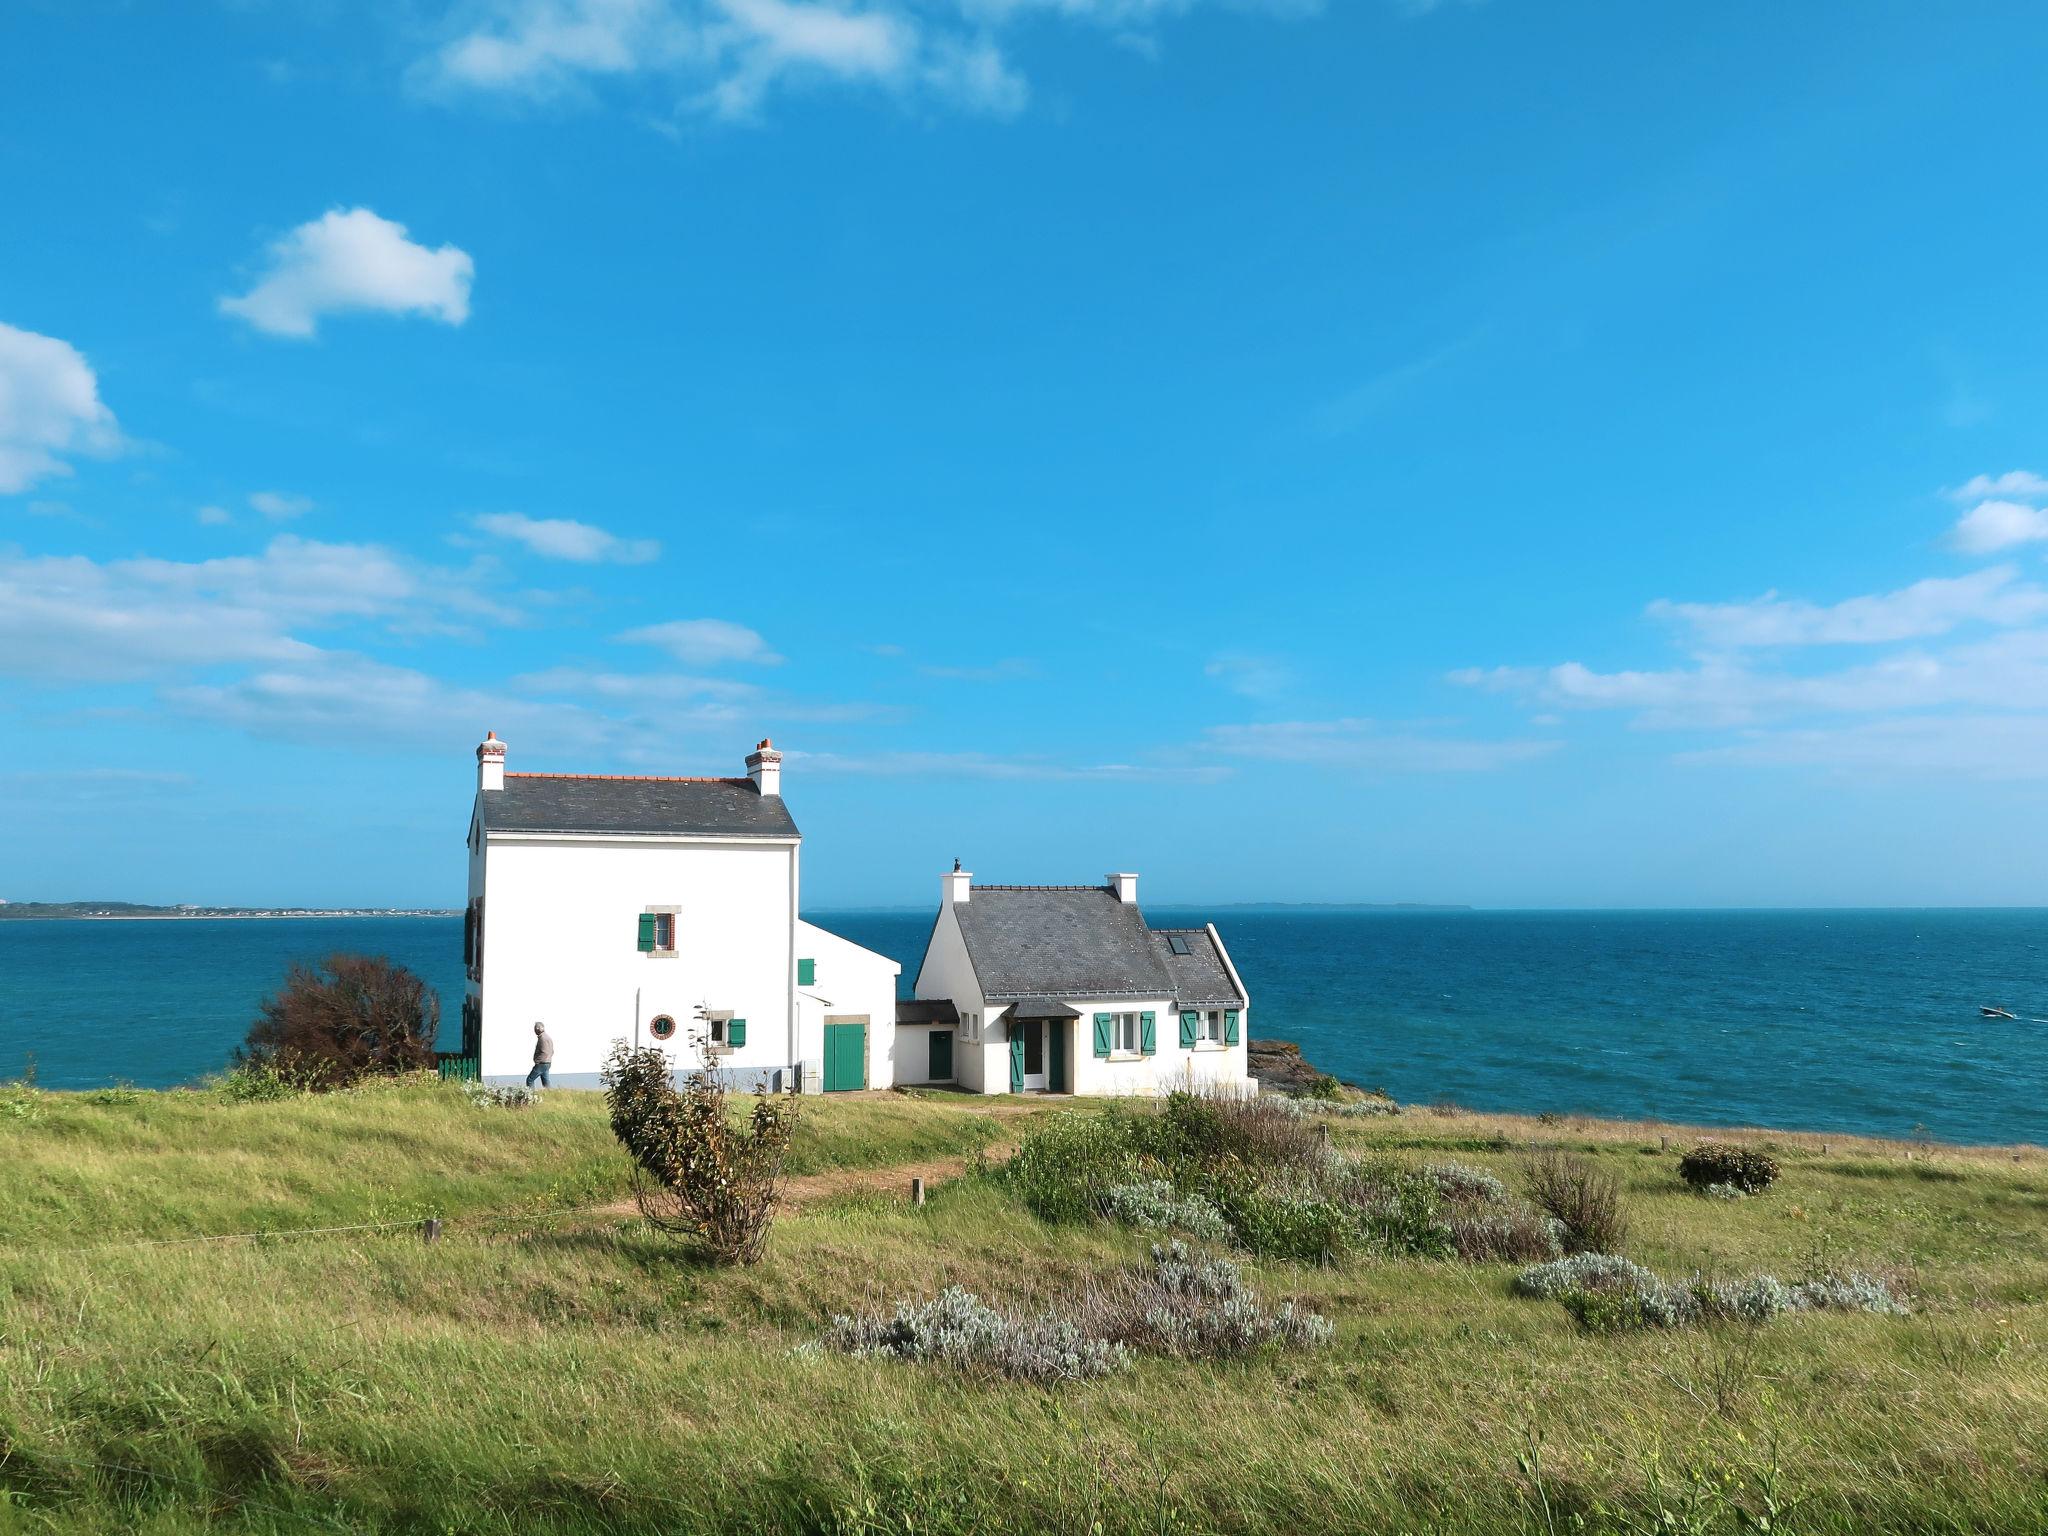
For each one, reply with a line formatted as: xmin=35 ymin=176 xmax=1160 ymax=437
xmin=942 ymin=865 xmax=972 ymax=904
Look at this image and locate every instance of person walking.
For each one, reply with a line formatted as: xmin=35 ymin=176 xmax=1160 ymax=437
xmin=527 ymin=1022 xmax=554 ymax=1089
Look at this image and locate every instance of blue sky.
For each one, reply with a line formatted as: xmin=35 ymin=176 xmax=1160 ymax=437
xmin=6 ymin=0 xmax=2048 ymax=909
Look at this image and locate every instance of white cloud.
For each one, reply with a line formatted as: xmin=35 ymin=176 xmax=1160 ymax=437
xmin=0 ymin=321 xmax=123 ymax=494
xmin=0 ymin=536 xmax=515 ymax=683
xmin=249 ymin=489 xmax=314 ymax=520
xmin=471 ymin=511 xmax=659 ymax=564
xmin=919 ymin=657 xmax=1035 ymax=682
xmin=1202 ymin=718 xmax=1559 ymax=773
xmin=1948 ymin=499 xmax=2048 ymax=555
xmin=1646 ymin=567 xmax=2048 ymax=649
xmin=618 ymin=617 xmax=782 ymax=665
xmin=422 ymin=0 xmax=1324 ymax=119
xmin=1677 ymin=714 xmax=2048 ymax=781
xmin=219 ymin=208 xmax=475 ymax=340
xmin=197 ymin=504 xmax=234 ymax=526
xmin=1946 ymin=470 xmax=2048 ymax=503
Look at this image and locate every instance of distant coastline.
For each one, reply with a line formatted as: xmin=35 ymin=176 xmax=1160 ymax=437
xmin=0 ymin=902 xmax=456 ymax=921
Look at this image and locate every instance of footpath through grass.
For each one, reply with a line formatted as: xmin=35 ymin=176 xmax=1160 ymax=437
xmin=0 ymin=1078 xmax=2043 ymax=1534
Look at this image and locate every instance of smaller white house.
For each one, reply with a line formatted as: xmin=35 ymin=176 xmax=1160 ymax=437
xmin=910 ymin=867 xmax=1254 ymax=1096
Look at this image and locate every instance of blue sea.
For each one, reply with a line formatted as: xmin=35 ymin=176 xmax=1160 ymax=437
xmin=2 ymin=909 xmax=2043 ymax=1145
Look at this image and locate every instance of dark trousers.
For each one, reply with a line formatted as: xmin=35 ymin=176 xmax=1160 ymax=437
xmin=526 ymin=1061 xmax=551 ymax=1088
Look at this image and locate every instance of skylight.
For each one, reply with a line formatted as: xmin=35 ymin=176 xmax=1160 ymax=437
xmin=1167 ymin=935 xmax=1192 ymax=956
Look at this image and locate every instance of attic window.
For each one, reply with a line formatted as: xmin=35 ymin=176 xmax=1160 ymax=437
xmin=1167 ymin=935 xmax=1192 ymax=956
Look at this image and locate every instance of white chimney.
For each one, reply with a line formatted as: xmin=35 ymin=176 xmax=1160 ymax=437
xmin=1110 ymin=871 xmax=1138 ymax=903
xmin=476 ymin=730 xmax=506 ymax=793
xmin=746 ymin=737 xmax=783 ymax=797
xmin=942 ymin=860 xmax=972 ymax=904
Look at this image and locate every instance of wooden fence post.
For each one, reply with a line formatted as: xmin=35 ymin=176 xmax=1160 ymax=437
xmin=422 ymin=1217 xmax=442 ymax=1245
xmin=911 ymin=1178 xmax=926 ymax=1207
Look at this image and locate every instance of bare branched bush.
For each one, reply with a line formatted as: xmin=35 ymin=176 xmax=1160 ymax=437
xmin=237 ymin=953 xmax=438 ymax=1090
xmin=602 ymin=1042 xmax=799 ymax=1266
xmin=1522 ymin=1149 xmax=1628 ymax=1254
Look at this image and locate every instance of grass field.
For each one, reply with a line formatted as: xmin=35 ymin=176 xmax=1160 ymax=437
xmin=1 ymin=1077 xmax=2043 ymax=1534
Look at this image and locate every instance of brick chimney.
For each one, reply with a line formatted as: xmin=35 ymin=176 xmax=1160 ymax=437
xmin=942 ymin=859 xmax=972 ymax=904
xmin=1109 ymin=871 xmax=1138 ymax=903
xmin=476 ymin=731 xmax=506 ymax=794
xmin=746 ymin=738 xmax=783 ymax=797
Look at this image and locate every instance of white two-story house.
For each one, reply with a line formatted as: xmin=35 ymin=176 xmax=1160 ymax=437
xmin=909 ymin=867 xmax=1254 ymax=1096
xmin=462 ymin=733 xmax=900 ymax=1091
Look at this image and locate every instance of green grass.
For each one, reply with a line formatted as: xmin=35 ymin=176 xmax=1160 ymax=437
xmin=0 ymin=1081 xmax=2043 ymax=1534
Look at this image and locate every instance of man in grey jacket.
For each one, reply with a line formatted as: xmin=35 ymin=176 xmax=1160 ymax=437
xmin=526 ymin=1022 xmax=554 ymax=1088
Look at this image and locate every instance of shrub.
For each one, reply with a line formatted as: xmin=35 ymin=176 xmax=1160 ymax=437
xmin=1317 ymin=1096 xmax=1400 ymax=1118
xmin=236 ymin=954 xmax=439 ymax=1090
xmin=824 ymin=1287 xmax=1128 ymax=1384
xmin=999 ymin=1107 xmax=1147 ymax=1225
xmin=216 ymin=1060 xmax=313 ymax=1102
xmin=1447 ymin=1208 xmax=1565 ymax=1264
xmin=1523 ymin=1150 xmax=1628 ymax=1254
xmin=1679 ymin=1142 xmax=1781 ymax=1195
xmin=1214 ymin=1183 xmax=1351 ymax=1264
xmin=461 ymin=1079 xmax=534 ymax=1110
xmin=1426 ymin=1161 xmax=1508 ymax=1205
xmin=1516 ymin=1253 xmax=1694 ymax=1330
xmin=1789 ymin=1272 xmax=1909 ymax=1316
xmin=1343 ymin=1169 xmax=1453 ymax=1260
xmin=1111 ymin=1241 xmax=1335 ymax=1357
xmin=601 ymin=1042 xmax=798 ymax=1266
xmin=1096 ymin=1179 xmax=1232 ymax=1242
xmin=1159 ymin=1090 xmax=1327 ymax=1174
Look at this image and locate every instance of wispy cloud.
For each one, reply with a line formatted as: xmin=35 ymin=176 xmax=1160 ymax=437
xmin=249 ymin=489 xmax=314 ymax=520
xmin=471 ymin=511 xmax=659 ymax=564
xmin=795 ymin=749 xmax=1230 ymax=782
xmin=1203 ymin=718 xmax=1558 ymax=772
xmin=419 ymin=0 xmax=1340 ymax=121
xmin=617 ymin=617 xmax=782 ymax=665
xmin=1204 ymin=651 xmax=1292 ymax=700
xmin=1941 ymin=468 xmax=2048 ymax=554
xmin=1645 ymin=566 xmax=2048 ymax=650
xmin=0 ymin=320 xmax=124 ymax=494
xmin=919 ymin=657 xmax=1036 ymax=682
xmin=220 ymin=208 xmax=474 ymax=339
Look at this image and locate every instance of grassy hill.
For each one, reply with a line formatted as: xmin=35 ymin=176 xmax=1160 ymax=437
xmin=0 ymin=1079 xmax=2042 ymax=1534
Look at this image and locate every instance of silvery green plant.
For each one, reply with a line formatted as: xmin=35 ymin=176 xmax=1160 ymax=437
xmin=1789 ymin=1271 xmax=1910 ymax=1315
xmin=1126 ymin=1241 xmax=1334 ymax=1357
xmin=825 ymin=1287 xmax=1129 ymax=1384
xmin=461 ymin=1079 xmax=534 ymax=1109
xmin=1426 ymin=1161 xmax=1508 ymax=1205
xmin=1096 ymin=1178 xmax=1232 ymax=1242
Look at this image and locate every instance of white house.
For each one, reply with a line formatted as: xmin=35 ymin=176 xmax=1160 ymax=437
xmin=462 ymin=733 xmax=900 ymax=1091
xmin=910 ymin=867 xmax=1255 ymax=1096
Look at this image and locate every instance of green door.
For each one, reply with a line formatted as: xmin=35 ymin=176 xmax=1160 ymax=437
xmin=1046 ymin=1020 xmax=1066 ymax=1093
xmin=823 ymin=1020 xmax=867 ymax=1092
xmin=929 ymin=1029 xmax=953 ymax=1082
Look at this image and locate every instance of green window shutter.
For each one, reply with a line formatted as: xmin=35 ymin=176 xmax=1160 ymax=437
xmin=797 ymin=958 xmax=816 ymax=987
xmin=1092 ymin=1013 xmax=1113 ymax=1058
xmin=1009 ymin=1031 xmax=1025 ymax=1092
xmin=1179 ymin=1010 xmax=1199 ymax=1048
xmin=728 ymin=1018 xmax=747 ymax=1048
xmin=1139 ymin=1011 xmax=1157 ymax=1055
xmin=636 ymin=913 xmax=655 ymax=952
xmin=1224 ymin=1010 xmax=1240 ymax=1045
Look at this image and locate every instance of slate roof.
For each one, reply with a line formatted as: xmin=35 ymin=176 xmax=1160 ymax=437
xmin=480 ymin=775 xmax=799 ymax=839
xmin=896 ymin=998 xmax=961 ymax=1026
xmin=1151 ymin=928 xmax=1246 ymax=1009
xmin=953 ymin=885 xmax=1177 ymax=1002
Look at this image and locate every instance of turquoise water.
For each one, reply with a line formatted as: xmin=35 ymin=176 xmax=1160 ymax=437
xmin=2 ymin=909 xmax=2043 ymax=1144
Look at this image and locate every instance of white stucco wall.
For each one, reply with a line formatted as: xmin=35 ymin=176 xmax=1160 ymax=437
xmin=914 ymin=900 xmax=993 ymax=1091
xmin=475 ymin=828 xmax=799 ymax=1086
xmin=795 ymin=918 xmax=901 ymax=1089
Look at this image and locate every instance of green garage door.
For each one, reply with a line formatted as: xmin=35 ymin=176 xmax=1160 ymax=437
xmin=823 ymin=1018 xmax=868 ymax=1092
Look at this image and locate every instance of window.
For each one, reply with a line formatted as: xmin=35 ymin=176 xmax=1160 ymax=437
xmin=1168 ymin=934 xmax=1192 ymax=956
xmin=637 ymin=908 xmax=678 ymax=956
xmin=649 ymin=1014 xmax=677 ymax=1041
xmin=961 ymin=1011 xmax=979 ymax=1043
xmin=1116 ymin=1012 xmax=1142 ymax=1053
xmin=1206 ymin=1010 xmax=1226 ymax=1043
xmin=706 ymin=1014 xmax=747 ymax=1049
